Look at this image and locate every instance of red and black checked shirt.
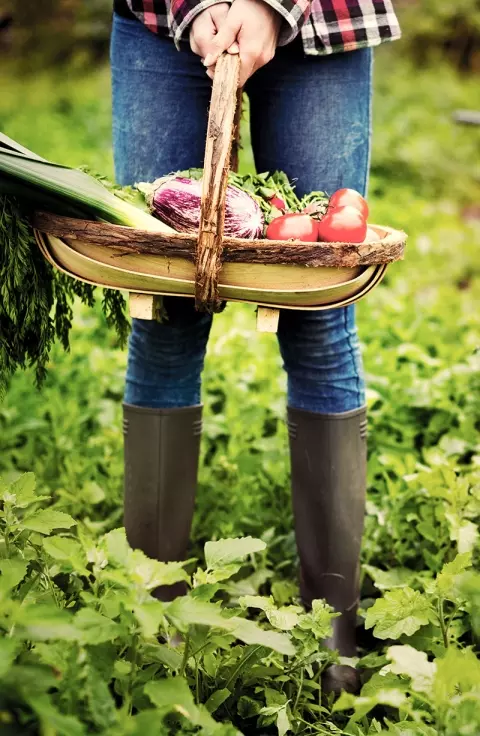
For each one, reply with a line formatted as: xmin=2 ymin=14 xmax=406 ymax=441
xmin=114 ymin=0 xmax=401 ymax=56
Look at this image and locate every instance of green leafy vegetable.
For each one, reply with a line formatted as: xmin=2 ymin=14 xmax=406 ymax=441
xmin=365 ymin=587 xmax=436 ymax=640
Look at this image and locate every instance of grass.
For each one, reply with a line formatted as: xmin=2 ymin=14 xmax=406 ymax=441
xmin=0 ymin=64 xmax=114 ymax=174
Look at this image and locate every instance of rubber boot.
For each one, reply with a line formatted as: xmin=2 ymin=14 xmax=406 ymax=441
xmin=287 ymin=406 xmax=367 ymax=696
xmin=123 ymin=403 xmax=202 ymax=600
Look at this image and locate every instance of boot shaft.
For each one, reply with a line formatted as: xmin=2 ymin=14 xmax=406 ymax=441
xmin=123 ymin=403 xmax=202 ymax=578
xmin=288 ymin=405 xmax=367 ymax=657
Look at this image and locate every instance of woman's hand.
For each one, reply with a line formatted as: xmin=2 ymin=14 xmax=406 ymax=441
xmin=190 ymin=3 xmax=232 ymax=60
xmin=203 ymin=0 xmax=282 ymax=86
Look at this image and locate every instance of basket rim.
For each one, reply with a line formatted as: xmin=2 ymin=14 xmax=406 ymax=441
xmin=33 ymin=211 xmax=407 ymax=269
xmin=40 ymin=230 xmax=379 ymax=296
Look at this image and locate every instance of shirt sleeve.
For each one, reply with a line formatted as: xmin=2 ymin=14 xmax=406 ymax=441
xmin=261 ymin=0 xmax=311 ymax=46
xmin=168 ymin=0 xmax=311 ymax=49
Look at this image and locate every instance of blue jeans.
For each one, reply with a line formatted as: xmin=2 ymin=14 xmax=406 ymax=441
xmin=110 ymin=14 xmax=371 ymax=413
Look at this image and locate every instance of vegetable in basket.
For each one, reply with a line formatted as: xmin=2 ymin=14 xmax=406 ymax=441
xmin=256 ymin=186 xmax=287 ymax=212
xmin=0 ymin=131 xmax=174 ymax=398
xmin=316 ymin=188 xmax=369 ymax=243
xmin=317 ymin=204 xmax=367 ymax=243
xmin=139 ymin=175 xmax=264 ymax=239
xmin=328 ymin=188 xmax=369 ymax=219
xmin=0 ymin=133 xmax=173 ymax=233
xmin=266 ymin=213 xmax=317 ymax=242
xmin=266 ymin=188 xmax=370 ymax=244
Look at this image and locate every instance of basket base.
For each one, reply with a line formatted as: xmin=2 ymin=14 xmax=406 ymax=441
xmin=34 ymin=230 xmax=388 ymax=320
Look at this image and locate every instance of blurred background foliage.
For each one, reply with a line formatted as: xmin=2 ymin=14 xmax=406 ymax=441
xmin=1 ymin=0 xmax=480 ymax=71
xmin=0 ymin=0 xmax=112 ymax=68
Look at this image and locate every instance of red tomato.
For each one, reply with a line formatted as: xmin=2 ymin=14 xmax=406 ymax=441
xmin=266 ymin=213 xmax=317 ymax=242
xmin=317 ymin=205 xmax=367 ymax=243
xmin=329 ymin=188 xmax=369 ymax=219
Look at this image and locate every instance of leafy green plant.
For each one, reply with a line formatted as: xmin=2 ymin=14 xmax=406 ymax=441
xmin=2 ymin=471 xmax=479 ymax=734
xmin=0 ymin=472 xmax=347 ymax=735
xmin=397 ymin=0 xmax=480 ymax=70
xmin=334 ymin=550 xmax=480 ymax=733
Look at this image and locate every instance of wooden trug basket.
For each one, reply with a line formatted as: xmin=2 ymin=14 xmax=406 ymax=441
xmin=34 ymin=54 xmax=407 ymax=333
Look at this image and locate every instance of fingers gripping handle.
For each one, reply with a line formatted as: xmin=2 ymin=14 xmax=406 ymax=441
xmin=195 ymin=53 xmax=241 ymax=312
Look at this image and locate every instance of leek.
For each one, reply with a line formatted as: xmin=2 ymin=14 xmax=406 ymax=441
xmin=0 ymin=133 xmax=174 ymax=232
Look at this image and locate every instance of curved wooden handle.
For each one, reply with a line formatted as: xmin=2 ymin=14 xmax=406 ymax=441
xmin=195 ymin=53 xmax=241 ymax=312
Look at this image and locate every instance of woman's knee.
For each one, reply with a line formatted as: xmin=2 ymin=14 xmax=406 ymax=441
xmin=129 ymin=298 xmax=211 ymax=368
xmin=125 ymin=297 xmax=212 ymax=408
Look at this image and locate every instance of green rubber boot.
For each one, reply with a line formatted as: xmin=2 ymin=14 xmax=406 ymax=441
xmin=287 ymin=405 xmax=367 ymax=695
xmin=123 ymin=403 xmax=202 ymax=600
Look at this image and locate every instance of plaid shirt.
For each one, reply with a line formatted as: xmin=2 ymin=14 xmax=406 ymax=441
xmin=114 ymin=0 xmax=400 ymax=56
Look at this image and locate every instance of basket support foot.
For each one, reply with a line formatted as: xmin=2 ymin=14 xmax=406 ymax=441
xmin=129 ymin=293 xmax=164 ymax=321
xmin=256 ymin=306 xmax=280 ymax=333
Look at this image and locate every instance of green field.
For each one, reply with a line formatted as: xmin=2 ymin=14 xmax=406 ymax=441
xmin=0 ymin=41 xmax=480 ymax=735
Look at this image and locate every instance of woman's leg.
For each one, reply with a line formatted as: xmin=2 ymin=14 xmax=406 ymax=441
xmin=111 ymin=15 xmax=213 ymax=409
xmin=111 ymin=18 xmax=212 ymax=592
xmin=247 ymin=41 xmax=371 ymax=414
xmin=247 ymin=44 xmax=372 ymax=692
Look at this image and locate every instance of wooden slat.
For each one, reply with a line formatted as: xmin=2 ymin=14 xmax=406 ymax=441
xmin=129 ymin=293 xmax=163 ymax=320
xmin=257 ymin=307 xmax=280 ymax=333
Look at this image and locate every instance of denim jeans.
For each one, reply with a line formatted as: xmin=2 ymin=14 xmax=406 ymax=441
xmin=110 ymin=14 xmax=371 ymax=413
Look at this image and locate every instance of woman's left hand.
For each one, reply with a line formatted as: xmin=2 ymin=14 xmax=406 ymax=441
xmin=203 ymin=0 xmax=282 ymax=86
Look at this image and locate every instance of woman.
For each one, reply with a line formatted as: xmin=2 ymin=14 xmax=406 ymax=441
xmin=111 ymin=0 xmax=400 ymax=694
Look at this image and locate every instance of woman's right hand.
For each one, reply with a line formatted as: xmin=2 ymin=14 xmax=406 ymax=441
xmin=190 ymin=3 xmax=236 ymax=61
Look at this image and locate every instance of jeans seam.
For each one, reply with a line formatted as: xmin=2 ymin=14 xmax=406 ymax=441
xmin=362 ymin=49 xmax=374 ymax=197
xmin=344 ymin=307 xmax=361 ymax=407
